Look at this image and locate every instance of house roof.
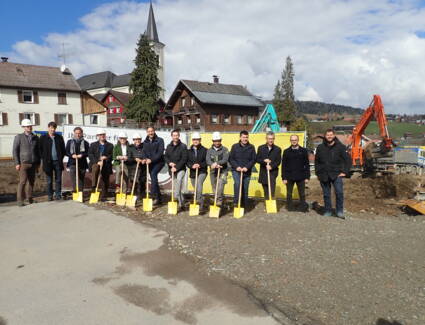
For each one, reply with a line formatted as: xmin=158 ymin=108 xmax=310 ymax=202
xmin=169 ymin=80 xmax=263 ymax=107
xmin=93 ymin=90 xmax=130 ymax=106
xmin=77 ymin=71 xmax=131 ymax=91
xmin=0 ymin=61 xmax=81 ymax=91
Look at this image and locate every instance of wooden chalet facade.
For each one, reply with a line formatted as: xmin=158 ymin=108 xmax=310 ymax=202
xmin=166 ymin=78 xmax=263 ymax=132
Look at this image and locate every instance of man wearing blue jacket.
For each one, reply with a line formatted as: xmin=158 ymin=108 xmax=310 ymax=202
xmin=142 ymin=126 xmax=165 ymax=205
xmin=229 ymin=130 xmax=256 ymax=208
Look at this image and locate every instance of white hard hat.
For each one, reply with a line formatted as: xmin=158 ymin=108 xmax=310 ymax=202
xmin=21 ymin=119 xmax=33 ymax=127
xmin=212 ymin=131 xmax=222 ymax=141
xmin=132 ymin=133 xmax=142 ymax=139
xmin=118 ymin=131 xmax=128 ymax=138
xmin=192 ymin=132 xmax=201 ymax=140
xmin=96 ymin=128 xmax=106 ymax=135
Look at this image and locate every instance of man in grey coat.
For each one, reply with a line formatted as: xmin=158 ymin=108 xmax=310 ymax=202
xmin=206 ymin=132 xmax=229 ymax=207
xmin=12 ymin=119 xmax=41 ymax=206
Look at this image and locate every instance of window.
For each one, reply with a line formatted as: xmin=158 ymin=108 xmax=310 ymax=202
xmin=0 ymin=112 xmax=7 ymax=126
xmin=90 ymin=115 xmax=98 ymax=125
xmin=23 ymin=90 xmax=33 ymax=103
xmin=54 ymin=113 xmax=73 ymax=125
xmin=58 ymin=92 xmax=67 ymax=105
xmin=181 ymin=97 xmax=186 ymax=107
xmin=177 ymin=116 xmax=183 ymax=125
xmin=23 ymin=112 xmax=36 ymax=124
xmin=186 ymin=115 xmax=191 ymax=124
xmin=224 ymin=114 xmax=230 ymax=124
xmin=196 ymin=114 xmax=201 ymax=124
xmin=236 ymin=115 xmax=243 ymax=124
xmin=191 ymin=97 xmax=195 ymax=106
xmin=211 ymin=114 xmax=218 ymax=124
xmin=247 ymin=115 xmax=255 ymax=124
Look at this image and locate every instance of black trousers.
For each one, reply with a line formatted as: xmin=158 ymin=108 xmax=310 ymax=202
xmin=261 ymin=177 xmax=276 ymax=200
xmin=286 ymin=180 xmax=306 ymax=206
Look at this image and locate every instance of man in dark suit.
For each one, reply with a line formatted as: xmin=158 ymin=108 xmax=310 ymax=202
xmin=256 ymin=131 xmax=282 ymax=200
xmin=88 ymin=129 xmax=114 ymax=201
xmin=282 ymin=134 xmax=310 ymax=212
xmin=39 ymin=122 xmax=66 ymax=201
xmin=65 ymin=126 xmax=89 ymax=194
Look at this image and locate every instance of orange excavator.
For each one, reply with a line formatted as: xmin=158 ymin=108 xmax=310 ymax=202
xmin=348 ymin=95 xmax=395 ymax=171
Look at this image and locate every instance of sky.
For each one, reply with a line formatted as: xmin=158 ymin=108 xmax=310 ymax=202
xmin=2 ymin=0 xmax=425 ymax=114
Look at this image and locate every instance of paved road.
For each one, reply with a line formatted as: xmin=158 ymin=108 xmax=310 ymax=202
xmin=0 ymin=201 xmax=279 ymax=325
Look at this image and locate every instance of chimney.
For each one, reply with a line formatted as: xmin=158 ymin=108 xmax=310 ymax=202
xmin=1 ymin=57 xmax=8 ymax=63
xmin=213 ymin=75 xmax=219 ymax=84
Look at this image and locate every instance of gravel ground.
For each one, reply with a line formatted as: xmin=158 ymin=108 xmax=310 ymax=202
xmin=96 ymin=195 xmax=425 ymax=325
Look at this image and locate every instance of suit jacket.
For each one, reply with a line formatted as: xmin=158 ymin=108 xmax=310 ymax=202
xmin=65 ymin=138 xmax=89 ymax=169
xmin=88 ymin=141 xmax=114 ymax=174
xmin=256 ymin=144 xmax=282 ymax=184
xmin=281 ymin=146 xmax=311 ymax=181
xmin=186 ymin=145 xmax=208 ymax=178
xmin=12 ymin=133 xmax=41 ymax=165
xmin=39 ymin=133 xmax=66 ymax=172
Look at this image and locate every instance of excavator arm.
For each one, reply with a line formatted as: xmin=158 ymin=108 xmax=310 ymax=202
xmin=350 ymin=95 xmax=393 ymax=168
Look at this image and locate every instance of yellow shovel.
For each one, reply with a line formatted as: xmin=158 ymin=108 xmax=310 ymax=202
xmin=116 ymin=160 xmax=127 ymax=206
xmin=143 ymin=163 xmax=153 ymax=212
xmin=189 ymin=168 xmax=200 ymax=216
xmin=233 ymin=170 xmax=244 ymax=219
xmin=89 ymin=163 xmax=102 ymax=204
xmin=126 ymin=161 xmax=140 ymax=208
xmin=209 ymin=167 xmax=221 ymax=218
xmin=265 ymin=162 xmax=277 ymax=213
xmin=72 ymin=158 xmax=83 ymax=202
xmin=168 ymin=170 xmax=178 ymax=215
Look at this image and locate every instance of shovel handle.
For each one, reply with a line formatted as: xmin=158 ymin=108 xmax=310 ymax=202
xmin=130 ymin=161 xmax=140 ymax=196
xmin=120 ymin=160 xmax=124 ymax=194
xmin=213 ymin=167 xmax=220 ymax=206
xmin=193 ymin=168 xmax=198 ymax=204
xmin=171 ymin=169 xmax=175 ymax=202
xmin=238 ymin=170 xmax=243 ymax=209
xmin=94 ymin=163 xmax=103 ymax=193
xmin=146 ymin=163 xmax=150 ymax=199
xmin=267 ymin=162 xmax=272 ymax=201
xmin=75 ymin=156 xmax=79 ymax=193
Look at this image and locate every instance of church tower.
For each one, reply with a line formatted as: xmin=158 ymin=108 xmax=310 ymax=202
xmin=145 ymin=2 xmax=165 ymax=100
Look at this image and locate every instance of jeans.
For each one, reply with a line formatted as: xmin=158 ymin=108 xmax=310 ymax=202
xmin=172 ymin=169 xmax=186 ymax=207
xmin=69 ymin=165 xmax=85 ymax=193
xmin=190 ymin=172 xmax=207 ymax=207
xmin=46 ymin=160 xmax=62 ymax=199
xmin=232 ymin=170 xmax=250 ymax=207
xmin=286 ymin=179 xmax=306 ymax=207
xmin=210 ymin=169 xmax=227 ymax=206
xmin=320 ymin=176 xmax=344 ymax=214
xmin=17 ymin=163 xmax=37 ymax=203
xmin=149 ymin=162 xmax=164 ymax=201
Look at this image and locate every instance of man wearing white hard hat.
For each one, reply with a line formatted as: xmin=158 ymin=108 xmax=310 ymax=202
xmin=113 ymin=131 xmax=130 ymax=193
xmin=187 ymin=132 xmax=208 ymax=211
xmin=12 ymin=118 xmax=41 ymax=206
xmin=88 ymin=129 xmax=113 ymax=201
xmin=128 ymin=133 xmax=147 ymax=198
xmin=206 ymin=131 xmax=229 ymax=207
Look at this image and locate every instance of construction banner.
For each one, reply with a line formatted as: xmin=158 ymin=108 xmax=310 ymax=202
xmin=188 ymin=132 xmax=306 ymax=199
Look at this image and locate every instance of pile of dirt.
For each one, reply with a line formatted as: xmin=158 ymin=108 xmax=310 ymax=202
xmin=0 ymin=162 xmax=46 ymax=195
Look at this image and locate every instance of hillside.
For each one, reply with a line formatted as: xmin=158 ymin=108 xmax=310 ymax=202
xmin=295 ymin=100 xmax=363 ymax=115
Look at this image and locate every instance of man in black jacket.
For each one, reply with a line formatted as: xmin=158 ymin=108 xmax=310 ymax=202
xmin=165 ymin=129 xmax=188 ymax=209
xmin=65 ymin=126 xmax=89 ymax=195
xmin=128 ymin=133 xmax=146 ymax=198
xmin=315 ymin=129 xmax=351 ymax=219
xmin=88 ymin=129 xmax=114 ymax=201
xmin=229 ymin=130 xmax=256 ymax=208
xmin=12 ymin=118 xmax=41 ymax=206
xmin=282 ymin=135 xmax=310 ymax=211
xmin=256 ymin=131 xmax=282 ymax=200
xmin=39 ymin=122 xmax=66 ymax=201
xmin=187 ymin=132 xmax=208 ymax=210
xmin=141 ymin=126 xmax=165 ymax=205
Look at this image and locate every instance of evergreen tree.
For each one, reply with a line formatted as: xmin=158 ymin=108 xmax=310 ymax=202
xmin=281 ymin=56 xmax=297 ymax=126
xmin=272 ymin=80 xmax=284 ymax=122
xmin=126 ymin=34 xmax=161 ymax=123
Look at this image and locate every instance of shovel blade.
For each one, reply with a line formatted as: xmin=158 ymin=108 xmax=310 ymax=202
xmin=73 ymin=191 xmax=83 ymax=203
xmin=189 ymin=203 xmax=200 ymax=216
xmin=116 ymin=193 xmax=127 ymax=206
xmin=265 ymin=200 xmax=277 ymax=213
xmin=233 ymin=207 xmax=244 ymax=219
xmin=126 ymin=195 xmax=138 ymax=207
xmin=89 ymin=192 xmax=100 ymax=204
xmin=209 ymin=205 xmax=221 ymax=218
xmin=143 ymin=198 xmax=153 ymax=212
xmin=168 ymin=201 xmax=178 ymax=215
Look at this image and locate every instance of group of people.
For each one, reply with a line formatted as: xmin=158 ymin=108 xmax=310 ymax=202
xmin=13 ymin=118 xmax=351 ymax=219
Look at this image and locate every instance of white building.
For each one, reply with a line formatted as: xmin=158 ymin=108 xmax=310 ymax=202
xmin=0 ymin=58 xmax=107 ymax=158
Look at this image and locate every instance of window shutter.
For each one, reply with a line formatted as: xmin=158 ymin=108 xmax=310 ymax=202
xmin=2 ymin=113 xmax=8 ymax=125
xmin=19 ymin=113 xmax=24 ymax=123
xmin=33 ymin=91 xmax=39 ymax=104
xmin=68 ymin=114 xmax=73 ymax=124
xmin=17 ymin=90 xmax=23 ymax=103
xmin=35 ymin=113 xmax=40 ymax=126
xmin=54 ymin=114 xmax=59 ymax=124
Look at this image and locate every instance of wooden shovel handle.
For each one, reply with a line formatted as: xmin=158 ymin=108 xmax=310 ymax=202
xmin=146 ymin=163 xmax=150 ymax=199
xmin=130 ymin=161 xmax=140 ymax=196
xmin=238 ymin=170 xmax=243 ymax=208
xmin=120 ymin=160 xmax=124 ymax=194
xmin=94 ymin=163 xmax=103 ymax=193
xmin=193 ymin=168 xmax=198 ymax=204
xmin=213 ymin=167 xmax=220 ymax=206
xmin=75 ymin=156 xmax=79 ymax=192
xmin=267 ymin=162 xmax=272 ymax=201
xmin=171 ymin=170 xmax=174 ymax=202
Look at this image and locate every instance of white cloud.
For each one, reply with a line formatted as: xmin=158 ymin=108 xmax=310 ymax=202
xmin=3 ymin=0 xmax=425 ymax=114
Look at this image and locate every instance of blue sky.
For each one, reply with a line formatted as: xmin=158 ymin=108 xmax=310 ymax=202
xmin=0 ymin=0 xmax=149 ymax=53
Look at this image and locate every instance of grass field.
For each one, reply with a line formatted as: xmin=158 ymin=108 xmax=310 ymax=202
xmin=310 ymin=120 xmax=425 ymax=138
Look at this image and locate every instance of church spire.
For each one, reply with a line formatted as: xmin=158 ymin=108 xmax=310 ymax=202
xmin=145 ymin=1 xmax=159 ymax=43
